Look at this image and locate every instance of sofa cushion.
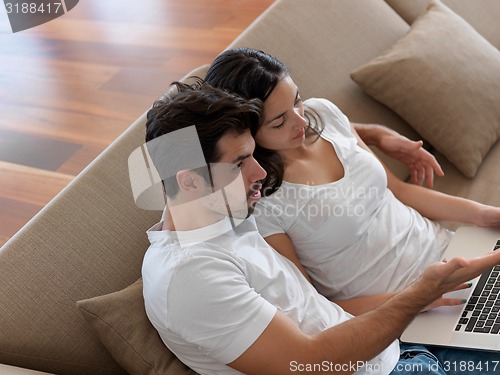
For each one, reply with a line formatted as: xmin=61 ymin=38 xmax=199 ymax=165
xmin=385 ymin=0 xmax=500 ymax=49
xmin=351 ymin=0 xmax=500 ymax=178
xmin=77 ymin=279 xmax=197 ymax=375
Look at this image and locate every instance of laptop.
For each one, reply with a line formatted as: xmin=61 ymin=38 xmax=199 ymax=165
xmin=400 ymin=225 xmax=500 ymax=352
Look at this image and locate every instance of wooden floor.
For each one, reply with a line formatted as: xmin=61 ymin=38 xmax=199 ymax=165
xmin=0 ymin=0 xmax=274 ymax=247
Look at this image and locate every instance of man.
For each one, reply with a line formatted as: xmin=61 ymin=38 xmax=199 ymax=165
xmin=141 ymin=82 xmax=500 ymax=375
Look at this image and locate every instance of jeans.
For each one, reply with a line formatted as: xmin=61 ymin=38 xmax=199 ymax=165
xmin=390 ymin=343 xmax=500 ymax=375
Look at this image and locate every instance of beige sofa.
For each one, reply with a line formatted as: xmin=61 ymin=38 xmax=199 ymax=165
xmin=1 ymin=0 xmax=500 ymax=374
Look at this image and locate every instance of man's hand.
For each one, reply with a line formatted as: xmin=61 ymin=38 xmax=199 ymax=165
xmin=414 ymin=252 xmax=500 ymax=305
xmin=353 ymin=123 xmax=444 ymax=188
xmin=422 ymin=282 xmax=471 ymax=312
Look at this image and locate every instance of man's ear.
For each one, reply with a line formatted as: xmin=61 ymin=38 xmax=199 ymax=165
xmin=176 ymin=169 xmax=203 ymax=192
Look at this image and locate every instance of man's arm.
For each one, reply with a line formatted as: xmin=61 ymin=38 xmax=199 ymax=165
xmin=353 ymin=123 xmax=444 ymax=188
xmin=335 ymin=283 xmax=470 ymax=316
xmin=228 ymin=253 xmax=500 ymax=375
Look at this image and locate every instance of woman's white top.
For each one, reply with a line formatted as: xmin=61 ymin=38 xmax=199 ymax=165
xmin=254 ymin=98 xmax=453 ymax=300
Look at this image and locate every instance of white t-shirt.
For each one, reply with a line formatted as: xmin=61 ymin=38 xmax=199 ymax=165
xmin=254 ymin=98 xmax=453 ymax=300
xmin=142 ymin=215 xmax=399 ymax=375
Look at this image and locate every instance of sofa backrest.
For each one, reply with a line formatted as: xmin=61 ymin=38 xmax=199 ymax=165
xmin=0 ymin=113 xmax=159 ymax=375
xmin=386 ymin=0 xmax=500 ymax=49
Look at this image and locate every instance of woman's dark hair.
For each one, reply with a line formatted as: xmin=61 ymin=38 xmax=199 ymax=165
xmin=145 ymin=80 xmax=264 ymax=198
xmin=205 ymin=47 xmax=287 ymax=103
xmin=205 ymin=48 xmax=322 ymax=195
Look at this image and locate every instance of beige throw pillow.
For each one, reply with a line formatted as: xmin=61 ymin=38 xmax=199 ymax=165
xmin=77 ymin=279 xmax=198 ymax=375
xmin=351 ymin=0 xmax=500 ymax=177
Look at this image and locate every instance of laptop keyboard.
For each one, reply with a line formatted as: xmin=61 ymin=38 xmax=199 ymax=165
xmin=454 ymin=240 xmax=500 ymax=334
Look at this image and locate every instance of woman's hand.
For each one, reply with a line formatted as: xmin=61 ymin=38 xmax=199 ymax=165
xmin=377 ymin=136 xmax=444 ymax=188
xmin=352 ymin=123 xmax=444 ymax=187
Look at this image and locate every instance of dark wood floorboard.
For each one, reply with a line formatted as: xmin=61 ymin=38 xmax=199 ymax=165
xmin=0 ymin=0 xmax=275 ymax=246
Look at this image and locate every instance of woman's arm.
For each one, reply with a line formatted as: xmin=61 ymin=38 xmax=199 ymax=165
xmin=264 ymin=234 xmax=395 ymax=312
xmin=334 ymin=294 xmax=396 ymax=315
xmin=265 ymin=233 xmax=312 ymax=283
xmin=352 ymin=127 xmax=500 ymax=227
xmin=264 ymin=233 xmax=469 ymax=316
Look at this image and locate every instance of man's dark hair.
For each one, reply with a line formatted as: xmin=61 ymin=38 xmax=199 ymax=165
xmin=145 ymin=81 xmax=264 ymax=198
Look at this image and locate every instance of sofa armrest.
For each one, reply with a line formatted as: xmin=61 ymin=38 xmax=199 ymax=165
xmin=0 ymin=364 xmax=54 ymax=375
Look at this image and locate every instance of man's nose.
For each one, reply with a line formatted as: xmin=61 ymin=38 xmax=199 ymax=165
xmin=251 ymin=157 xmax=267 ymax=182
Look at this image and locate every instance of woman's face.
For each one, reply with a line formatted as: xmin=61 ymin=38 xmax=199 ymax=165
xmin=255 ymin=76 xmax=307 ymax=152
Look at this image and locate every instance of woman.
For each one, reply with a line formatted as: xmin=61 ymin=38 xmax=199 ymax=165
xmin=204 ymin=47 xmax=500 ymax=314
